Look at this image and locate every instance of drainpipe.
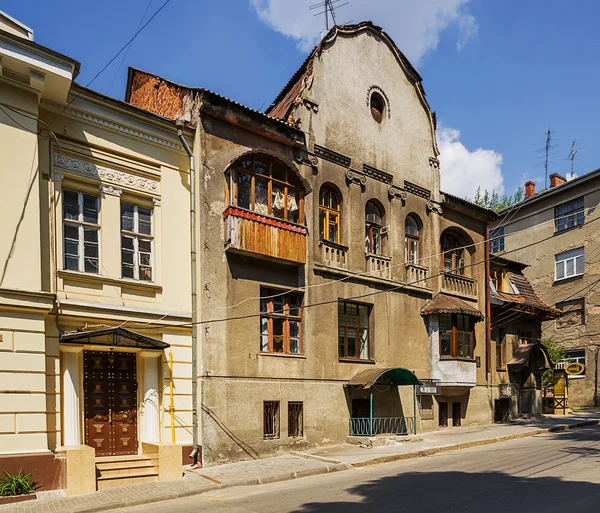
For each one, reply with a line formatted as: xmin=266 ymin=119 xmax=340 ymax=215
xmin=176 ymin=119 xmax=199 ymax=466
xmin=485 ymin=229 xmax=491 ymax=380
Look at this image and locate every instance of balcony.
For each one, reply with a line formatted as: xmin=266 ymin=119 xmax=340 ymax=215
xmin=320 ymin=240 xmax=348 ymax=269
xmin=442 ymin=272 xmax=477 ymax=298
xmin=224 ymin=206 xmax=307 ymax=264
xmin=406 ymin=263 xmax=429 ymax=288
xmin=431 ymin=358 xmax=477 ymax=388
xmin=366 ymin=253 xmax=391 ymax=280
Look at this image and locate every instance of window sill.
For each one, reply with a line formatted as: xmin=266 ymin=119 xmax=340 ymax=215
xmin=553 ymin=223 xmax=584 ymax=236
xmin=553 ymin=274 xmax=584 ymax=284
xmin=259 ymin=352 xmax=306 ymax=359
xmin=319 ymin=240 xmax=349 ymax=251
xmin=439 ymin=356 xmax=476 ymax=363
xmin=339 ymin=358 xmax=376 ymax=364
xmin=58 ymin=270 xmax=162 ymax=291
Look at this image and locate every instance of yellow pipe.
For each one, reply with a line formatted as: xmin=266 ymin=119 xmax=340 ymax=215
xmin=169 ymin=350 xmax=176 ymax=443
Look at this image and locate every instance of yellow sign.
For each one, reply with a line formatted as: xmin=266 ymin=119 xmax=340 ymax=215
xmin=565 ymin=362 xmax=585 ymax=376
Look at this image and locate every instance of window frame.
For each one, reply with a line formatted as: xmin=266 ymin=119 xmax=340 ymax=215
xmin=288 ymin=401 xmax=304 ymax=438
xmin=555 ymin=248 xmax=584 ymax=281
xmin=338 ymin=301 xmax=372 ymax=362
xmin=62 ymin=189 xmax=100 ymax=274
xmin=490 ymin=227 xmax=505 ymax=253
xmin=319 ymin=186 xmax=341 ymax=244
xmin=555 ymin=197 xmax=584 ymax=233
xmin=263 ymin=401 xmax=280 ymax=439
xmin=441 ymin=234 xmax=465 ymax=275
xmin=439 ymin=313 xmax=475 ymax=360
xmin=260 ymin=288 xmax=303 ymax=355
xmin=120 ymin=202 xmax=154 ymax=282
xmin=405 ymin=215 xmax=421 ymax=264
xmin=494 ymin=328 xmax=505 ymax=371
xmin=228 ymin=155 xmax=304 ymax=224
xmin=365 ymin=201 xmax=384 ymax=256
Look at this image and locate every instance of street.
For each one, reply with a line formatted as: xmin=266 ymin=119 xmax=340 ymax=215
xmin=120 ymin=425 xmax=600 ymax=512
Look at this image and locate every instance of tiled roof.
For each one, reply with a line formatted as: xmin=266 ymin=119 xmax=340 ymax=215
xmin=491 ymin=271 xmax=561 ymax=318
xmin=421 ymin=293 xmax=484 ymax=321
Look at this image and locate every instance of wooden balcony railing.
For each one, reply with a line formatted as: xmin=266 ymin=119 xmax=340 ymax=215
xmin=442 ymin=272 xmax=477 ymax=297
xmin=405 ymin=263 xmax=429 ymax=288
xmin=320 ymin=240 xmax=348 ymax=269
xmin=224 ymin=207 xmax=307 ymax=264
xmin=366 ymin=253 xmax=391 ymax=280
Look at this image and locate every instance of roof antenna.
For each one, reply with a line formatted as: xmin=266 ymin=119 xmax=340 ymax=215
xmin=533 ymin=128 xmax=558 ymax=189
xmin=309 ymin=0 xmax=349 ymax=32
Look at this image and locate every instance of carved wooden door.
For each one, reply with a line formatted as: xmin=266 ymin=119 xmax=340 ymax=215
xmin=84 ymin=351 xmax=138 ymax=456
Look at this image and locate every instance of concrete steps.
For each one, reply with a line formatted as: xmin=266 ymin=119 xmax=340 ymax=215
xmin=96 ymin=455 xmax=159 ymax=490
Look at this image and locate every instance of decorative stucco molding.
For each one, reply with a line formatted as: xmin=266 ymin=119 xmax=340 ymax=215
xmin=99 ymin=183 xmax=122 ymax=196
xmin=53 ymin=172 xmax=64 ymax=182
xmin=303 ymin=97 xmax=319 ymax=113
xmin=54 ymin=154 xmax=160 ymax=194
xmin=363 ymin=164 xmax=393 ymax=185
xmin=346 ymin=168 xmax=367 ymax=187
xmin=429 ymin=157 xmax=440 ymax=170
xmin=388 ymin=185 xmax=406 ymax=202
xmin=152 ymin=197 xmax=161 ymax=207
xmin=314 ymin=144 xmax=351 ymax=168
xmin=427 ymin=199 xmax=443 ymax=215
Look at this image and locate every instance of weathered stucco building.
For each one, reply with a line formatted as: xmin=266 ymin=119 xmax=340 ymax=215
xmin=0 ymin=11 xmax=192 ymax=493
xmin=489 ymin=171 xmax=600 ymax=407
xmin=127 ymin=22 xmax=505 ymax=466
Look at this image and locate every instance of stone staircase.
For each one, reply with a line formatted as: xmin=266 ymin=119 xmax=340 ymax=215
xmin=95 ymin=454 xmax=159 ymax=490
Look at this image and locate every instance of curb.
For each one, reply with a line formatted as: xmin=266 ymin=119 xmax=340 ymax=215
xmin=19 ymin=419 xmax=599 ymax=513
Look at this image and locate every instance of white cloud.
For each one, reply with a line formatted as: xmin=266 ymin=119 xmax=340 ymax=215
xmin=249 ymin=0 xmax=478 ymax=64
xmin=437 ymin=125 xmax=505 ymax=199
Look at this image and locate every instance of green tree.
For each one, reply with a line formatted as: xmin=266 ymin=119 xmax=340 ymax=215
xmin=472 ymin=186 xmax=524 ymax=212
xmin=541 ymin=336 xmax=566 ymax=393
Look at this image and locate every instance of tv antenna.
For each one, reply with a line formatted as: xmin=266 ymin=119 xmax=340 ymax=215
xmin=309 ymin=0 xmax=349 ymax=31
xmin=533 ymin=128 xmax=558 ymax=188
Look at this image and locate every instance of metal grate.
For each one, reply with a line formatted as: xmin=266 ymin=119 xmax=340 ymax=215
xmin=263 ymin=401 xmax=280 ymax=439
xmin=288 ymin=402 xmax=303 ymax=437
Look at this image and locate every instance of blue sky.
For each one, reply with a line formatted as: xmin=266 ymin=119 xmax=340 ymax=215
xmin=3 ymin=0 xmax=599 ymax=198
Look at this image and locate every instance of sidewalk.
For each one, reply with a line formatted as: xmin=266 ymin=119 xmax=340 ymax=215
xmin=1 ymin=413 xmax=598 ymax=513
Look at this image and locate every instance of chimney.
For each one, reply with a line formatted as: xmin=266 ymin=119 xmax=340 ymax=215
xmin=550 ymin=173 xmax=566 ymax=188
xmin=525 ymin=180 xmax=536 ymax=199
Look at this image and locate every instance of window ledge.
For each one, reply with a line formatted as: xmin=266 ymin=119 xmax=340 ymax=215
xmin=259 ymin=352 xmax=306 ymax=359
xmin=58 ymin=269 xmax=162 ymax=291
xmin=365 ymin=253 xmax=391 ymax=261
xmin=439 ymin=356 xmax=476 ymax=363
xmin=319 ymin=240 xmax=349 ymax=251
xmin=553 ymin=274 xmax=584 ymax=284
xmin=339 ymin=358 xmax=376 ymax=364
xmin=553 ymin=223 xmax=584 ymax=236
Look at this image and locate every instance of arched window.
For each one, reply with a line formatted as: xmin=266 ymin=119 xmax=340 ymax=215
xmin=228 ymin=154 xmax=303 ymax=224
xmin=405 ymin=215 xmax=420 ymax=264
xmin=319 ymin=186 xmax=341 ymax=244
xmin=442 ymin=233 xmax=464 ymax=275
xmin=365 ymin=201 xmax=384 ymax=255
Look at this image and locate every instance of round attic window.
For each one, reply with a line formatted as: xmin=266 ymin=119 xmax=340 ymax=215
xmin=370 ymin=91 xmax=386 ymax=123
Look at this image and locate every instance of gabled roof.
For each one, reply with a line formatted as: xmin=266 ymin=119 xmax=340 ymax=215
xmin=60 ymin=327 xmax=169 ymax=350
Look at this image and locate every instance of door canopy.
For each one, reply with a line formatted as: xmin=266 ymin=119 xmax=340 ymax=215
xmin=348 ymin=367 xmax=421 ymax=390
xmin=60 ymin=327 xmax=169 ymax=350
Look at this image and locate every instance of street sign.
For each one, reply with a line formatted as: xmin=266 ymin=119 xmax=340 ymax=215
xmin=416 ymin=380 xmax=441 ymax=395
xmin=565 ymin=362 xmax=585 ymax=376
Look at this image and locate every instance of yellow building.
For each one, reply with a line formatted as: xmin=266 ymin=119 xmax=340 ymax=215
xmin=0 ymin=11 xmax=192 ymax=493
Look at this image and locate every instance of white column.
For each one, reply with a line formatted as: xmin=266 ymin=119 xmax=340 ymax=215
xmin=61 ymin=346 xmax=83 ymax=446
xmin=141 ymin=352 xmax=161 ymax=443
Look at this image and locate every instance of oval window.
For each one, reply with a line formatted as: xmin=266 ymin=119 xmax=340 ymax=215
xmin=370 ymin=92 xmax=385 ymax=123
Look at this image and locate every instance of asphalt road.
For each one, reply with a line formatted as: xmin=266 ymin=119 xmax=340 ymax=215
xmin=121 ymin=425 xmax=600 ymax=513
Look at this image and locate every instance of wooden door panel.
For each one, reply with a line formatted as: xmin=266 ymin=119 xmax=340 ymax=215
xmin=111 ymin=353 xmax=137 ymax=455
xmin=84 ymin=352 xmax=111 ymax=456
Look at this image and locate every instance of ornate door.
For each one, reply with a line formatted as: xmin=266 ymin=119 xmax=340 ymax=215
xmin=84 ymin=351 xmax=138 ymax=456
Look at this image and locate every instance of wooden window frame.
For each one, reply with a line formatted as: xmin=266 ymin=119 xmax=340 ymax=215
xmin=263 ymin=401 xmax=280 ymax=439
xmin=338 ymin=301 xmax=372 ymax=361
xmin=441 ymin=234 xmax=465 ymax=275
xmin=260 ymin=289 xmax=303 ymax=355
xmin=439 ymin=313 xmax=475 ymax=360
xmin=288 ymin=401 xmax=304 ymax=438
xmin=491 ymin=227 xmax=505 ymax=253
xmin=319 ymin=186 xmax=341 ymax=244
xmin=405 ymin=215 xmax=421 ymax=264
xmin=63 ymin=189 xmax=100 ymax=274
xmin=555 ymin=197 xmax=584 ymax=233
xmin=120 ymin=202 xmax=153 ymax=281
xmin=365 ymin=201 xmax=384 ymax=256
xmin=229 ymin=155 xmax=304 ymax=224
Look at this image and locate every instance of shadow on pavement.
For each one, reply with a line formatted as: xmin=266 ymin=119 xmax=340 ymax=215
xmin=292 ymin=470 xmax=600 ymax=513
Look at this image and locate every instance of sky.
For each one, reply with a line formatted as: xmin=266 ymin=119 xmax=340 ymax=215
xmin=3 ymin=0 xmax=600 ymax=199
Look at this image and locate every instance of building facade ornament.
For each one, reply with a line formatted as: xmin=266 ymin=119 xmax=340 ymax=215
xmin=366 ymin=85 xmax=391 ymax=119
xmin=314 ymin=144 xmax=351 ymax=168
xmin=99 ymin=183 xmax=123 ymax=196
xmin=346 ymin=168 xmax=367 ymax=187
xmin=426 ymin=199 xmax=443 ymax=215
xmin=152 ymin=197 xmax=161 ymax=207
xmin=429 ymin=156 xmax=440 ymax=170
xmin=53 ymin=172 xmax=64 ymax=182
xmin=55 ymin=153 xmax=160 ymax=194
xmin=388 ymin=184 xmax=407 ymax=202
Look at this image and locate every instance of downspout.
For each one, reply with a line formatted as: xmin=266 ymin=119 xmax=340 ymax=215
xmin=485 ymin=228 xmax=491 ymax=381
xmin=176 ymin=119 xmax=199 ymax=467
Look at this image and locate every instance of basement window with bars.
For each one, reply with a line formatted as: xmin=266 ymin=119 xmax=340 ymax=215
xmin=63 ymin=189 xmax=100 ymax=273
xmin=288 ymin=402 xmax=304 ymax=437
xmin=121 ymin=202 xmax=153 ymax=281
xmin=264 ymin=401 xmax=280 ymax=439
xmin=260 ymin=289 xmax=303 ymax=354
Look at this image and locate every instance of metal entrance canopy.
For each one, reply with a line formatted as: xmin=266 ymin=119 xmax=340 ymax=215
xmin=507 ymin=342 xmax=551 ymax=369
xmin=60 ymin=327 xmax=169 ymax=350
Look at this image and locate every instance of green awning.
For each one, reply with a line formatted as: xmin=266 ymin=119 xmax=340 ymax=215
xmin=347 ymin=367 xmax=421 ymax=389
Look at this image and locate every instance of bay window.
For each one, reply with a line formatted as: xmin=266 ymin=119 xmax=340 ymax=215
xmin=63 ymin=189 xmax=100 ymax=273
xmin=440 ymin=313 xmax=475 ymax=359
xmin=121 ymin=202 xmax=153 ymax=281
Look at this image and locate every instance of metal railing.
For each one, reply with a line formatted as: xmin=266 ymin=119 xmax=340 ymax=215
xmin=349 ymin=416 xmax=415 ymax=436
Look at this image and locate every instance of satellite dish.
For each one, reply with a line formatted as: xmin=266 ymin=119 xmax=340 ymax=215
xmin=565 ymin=362 xmax=585 ymax=375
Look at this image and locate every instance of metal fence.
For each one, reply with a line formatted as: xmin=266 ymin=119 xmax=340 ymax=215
xmin=349 ymin=416 xmax=415 ymax=436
